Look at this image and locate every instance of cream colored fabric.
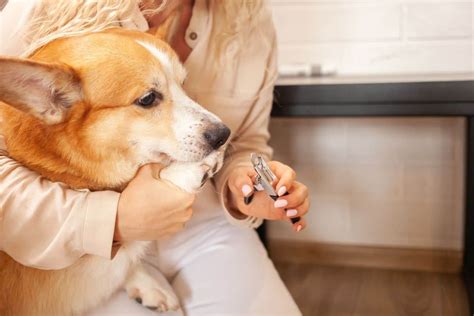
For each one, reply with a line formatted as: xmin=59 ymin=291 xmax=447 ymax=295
xmin=0 ymin=0 xmax=36 ymax=56
xmin=0 ymin=0 xmax=276 ymax=268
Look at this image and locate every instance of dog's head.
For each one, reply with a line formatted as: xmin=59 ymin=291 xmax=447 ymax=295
xmin=0 ymin=29 xmax=230 ymax=189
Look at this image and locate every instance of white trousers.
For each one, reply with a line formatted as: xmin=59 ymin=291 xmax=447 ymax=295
xmin=88 ymin=184 xmax=301 ymax=316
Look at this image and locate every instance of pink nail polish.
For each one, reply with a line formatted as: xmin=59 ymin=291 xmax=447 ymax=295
xmin=296 ymin=225 xmax=302 ymax=232
xmin=274 ymin=199 xmax=288 ymax=208
xmin=242 ymin=184 xmax=252 ymax=197
xmin=277 ymin=186 xmax=287 ymax=197
xmin=286 ymin=209 xmax=298 ymax=217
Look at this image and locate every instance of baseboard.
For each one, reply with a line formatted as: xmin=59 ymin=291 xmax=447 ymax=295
xmin=268 ymin=240 xmax=462 ymax=273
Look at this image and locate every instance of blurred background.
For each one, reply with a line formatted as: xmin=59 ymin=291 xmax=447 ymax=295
xmin=266 ymin=0 xmax=473 ymax=315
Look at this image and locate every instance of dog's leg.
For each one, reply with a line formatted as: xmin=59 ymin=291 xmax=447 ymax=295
xmin=125 ymin=262 xmax=180 ymax=313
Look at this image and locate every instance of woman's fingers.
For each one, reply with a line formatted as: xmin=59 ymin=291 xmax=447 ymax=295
xmin=284 ymin=197 xmax=310 ymax=219
xmin=292 ymin=217 xmax=307 ymax=232
xmin=226 ymin=163 xmax=310 ymax=233
xmin=156 ymin=222 xmax=187 ymax=239
xmin=228 ymin=167 xmax=256 ymax=197
xmin=274 ymin=181 xmax=308 ymax=209
xmin=265 ymin=210 xmax=287 ymax=221
xmin=269 ymin=161 xmax=296 ymax=196
xmin=228 ymin=167 xmax=258 ymax=205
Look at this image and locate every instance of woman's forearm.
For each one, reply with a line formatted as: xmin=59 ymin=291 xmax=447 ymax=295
xmin=213 ymin=28 xmax=277 ymax=228
xmin=0 ymin=136 xmax=119 ymax=269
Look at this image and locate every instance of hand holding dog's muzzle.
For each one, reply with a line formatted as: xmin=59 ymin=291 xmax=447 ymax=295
xmin=114 ymin=164 xmax=196 ymax=242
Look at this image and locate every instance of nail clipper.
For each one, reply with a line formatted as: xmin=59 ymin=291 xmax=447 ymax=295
xmin=250 ymin=153 xmax=301 ymax=224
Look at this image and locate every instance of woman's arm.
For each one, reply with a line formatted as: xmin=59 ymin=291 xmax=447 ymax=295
xmin=0 ymin=135 xmax=196 ymax=270
xmin=0 ymin=136 xmax=119 ymax=269
xmin=213 ymin=21 xmax=278 ymax=228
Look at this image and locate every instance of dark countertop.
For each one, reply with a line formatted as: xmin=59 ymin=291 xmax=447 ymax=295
xmin=272 ymin=80 xmax=474 ymax=117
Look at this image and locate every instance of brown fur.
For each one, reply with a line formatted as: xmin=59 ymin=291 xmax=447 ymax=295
xmin=0 ymin=28 xmax=200 ymax=315
xmin=1 ymin=30 xmax=178 ymax=190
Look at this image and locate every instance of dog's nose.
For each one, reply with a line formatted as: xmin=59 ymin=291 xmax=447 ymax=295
xmin=204 ymin=124 xmax=231 ymax=150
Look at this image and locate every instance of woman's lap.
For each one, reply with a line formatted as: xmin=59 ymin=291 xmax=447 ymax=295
xmin=89 ymin=216 xmax=301 ymax=316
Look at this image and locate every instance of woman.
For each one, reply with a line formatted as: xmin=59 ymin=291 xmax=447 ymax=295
xmin=0 ymin=0 xmax=310 ymax=314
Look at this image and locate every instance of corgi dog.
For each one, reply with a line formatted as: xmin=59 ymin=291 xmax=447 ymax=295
xmin=0 ymin=25 xmax=230 ymax=315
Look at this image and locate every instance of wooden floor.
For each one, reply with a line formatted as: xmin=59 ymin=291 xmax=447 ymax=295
xmin=274 ymin=262 xmax=470 ymax=316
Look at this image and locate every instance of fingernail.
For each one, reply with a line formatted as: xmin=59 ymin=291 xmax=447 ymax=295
xmin=274 ymin=199 xmax=288 ymax=208
xmin=296 ymin=225 xmax=303 ymax=232
xmin=286 ymin=209 xmax=298 ymax=217
xmin=242 ymin=184 xmax=252 ymax=197
xmin=277 ymin=186 xmax=287 ymax=197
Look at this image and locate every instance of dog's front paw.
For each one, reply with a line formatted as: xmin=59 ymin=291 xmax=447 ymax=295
xmin=161 ymin=150 xmax=224 ymax=193
xmin=128 ymin=287 xmax=179 ymax=313
xmin=160 ymin=162 xmax=208 ymax=193
xmin=125 ymin=263 xmax=180 ymax=313
xmin=201 ymin=149 xmax=224 ymax=179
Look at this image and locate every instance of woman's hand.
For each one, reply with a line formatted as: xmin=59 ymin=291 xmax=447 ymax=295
xmin=227 ymin=161 xmax=310 ymax=232
xmin=114 ymin=164 xmax=195 ymax=241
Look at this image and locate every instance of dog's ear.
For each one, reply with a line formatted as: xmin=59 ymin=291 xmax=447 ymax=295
xmin=0 ymin=57 xmax=82 ymax=124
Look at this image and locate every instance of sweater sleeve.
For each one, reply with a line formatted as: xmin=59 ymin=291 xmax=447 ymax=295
xmin=0 ymin=135 xmax=120 ymax=270
xmin=213 ymin=21 xmax=278 ymax=229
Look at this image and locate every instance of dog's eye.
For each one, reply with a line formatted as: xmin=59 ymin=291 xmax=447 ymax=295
xmin=135 ymin=91 xmax=162 ymax=108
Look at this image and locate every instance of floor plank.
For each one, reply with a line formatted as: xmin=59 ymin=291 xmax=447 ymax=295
xmin=274 ymin=262 xmax=469 ymax=316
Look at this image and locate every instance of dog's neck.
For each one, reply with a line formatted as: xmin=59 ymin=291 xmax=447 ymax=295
xmin=0 ymin=103 xmax=138 ymax=192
